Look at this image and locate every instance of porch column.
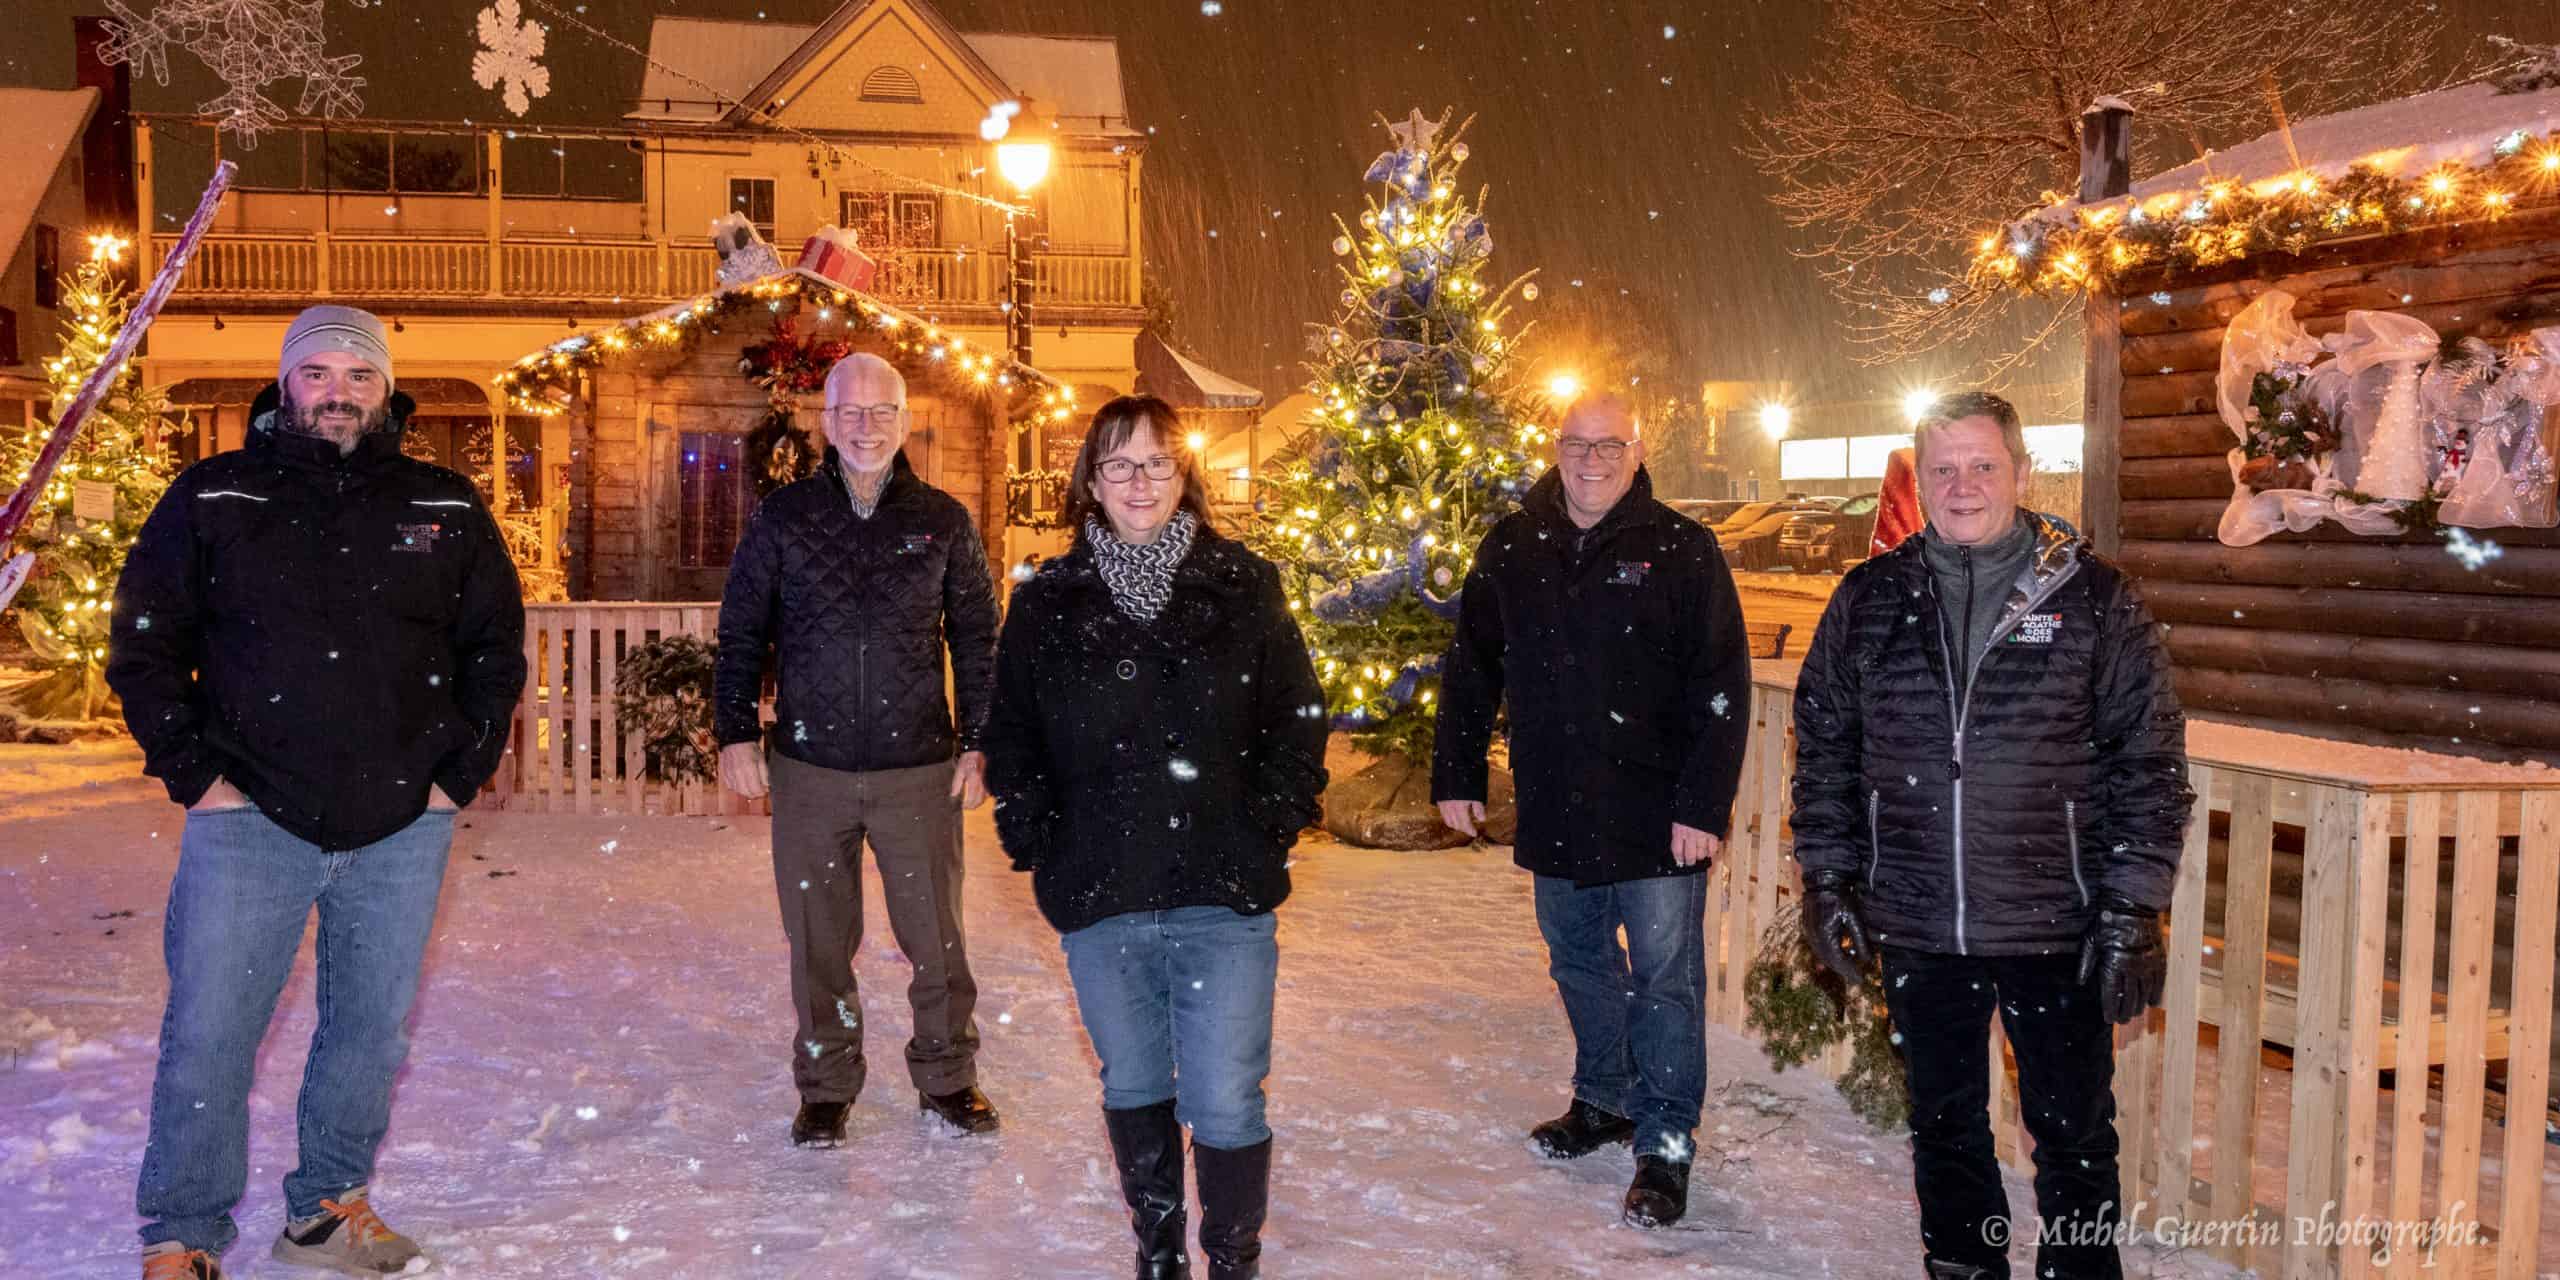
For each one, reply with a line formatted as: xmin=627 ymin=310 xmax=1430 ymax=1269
xmin=485 ymin=129 xmax=505 ymax=299
xmin=132 ymin=120 xmax=154 ymax=278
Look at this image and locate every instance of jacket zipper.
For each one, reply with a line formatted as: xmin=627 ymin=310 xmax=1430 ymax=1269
xmin=2064 ymin=798 xmax=2089 ymax=906
xmin=1865 ymin=789 xmax=1882 ymax=891
xmin=1936 ymin=539 xmax=2083 ymax=956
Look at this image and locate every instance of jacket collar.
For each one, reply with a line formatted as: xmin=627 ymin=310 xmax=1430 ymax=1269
xmin=245 ymin=382 xmax=416 ymax=473
xmin=1894 ymin=509 xmax=2085 ymax=599
xmin=823 ymin=446 xmax=921 ymax=510
xmin=1522 ymin=464 xmax=1662 ymax=541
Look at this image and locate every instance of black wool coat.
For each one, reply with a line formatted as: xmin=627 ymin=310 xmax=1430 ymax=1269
xmin=713 ymin=449 xmax=999 ymax=773
xmin=1431 ymin=467 xmax=1755 ymax=886
xmin=1789 ymin=513 xmax=2195 ymax=957
xmin=107 ymin=386 xmax=527 ymax=850
xmin=982 ymin=528 xmax=1330 ymax=935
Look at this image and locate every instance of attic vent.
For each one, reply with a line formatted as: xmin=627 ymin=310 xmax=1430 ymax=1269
xmin=859 ymin=65 xmax=923 ymax=104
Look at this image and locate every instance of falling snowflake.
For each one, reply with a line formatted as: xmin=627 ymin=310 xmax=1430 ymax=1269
xmin=473 ymin=0 xmax=550 ymax=117
xmin=98 ymin=0 xmax=366 ymax=149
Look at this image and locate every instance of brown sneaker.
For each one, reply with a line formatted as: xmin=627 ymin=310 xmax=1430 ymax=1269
xmin=269 ymin=1186 xmax=428 ymax=1274
xmin=141 ymin=1242 xmax=224 ymax=1279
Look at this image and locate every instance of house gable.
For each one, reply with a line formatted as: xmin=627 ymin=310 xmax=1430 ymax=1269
xmin=731 ymin=0 xmax=1014 ymax=137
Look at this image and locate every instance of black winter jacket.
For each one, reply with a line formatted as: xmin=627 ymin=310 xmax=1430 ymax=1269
xmin=713 ymin=450 xmax=999 ymax=773
xmin=106 ymin=387 xmax=527 ymax=851
xmin=982 ymin=529 xmax=1330 ymax=935
xmin=1432 ymin=467 xmax=1754 ymax=886
xmin=1789 ymin=513 xmax=2195 ymax=957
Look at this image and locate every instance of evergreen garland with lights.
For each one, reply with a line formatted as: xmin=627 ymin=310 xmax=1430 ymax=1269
xmin=2 ymin=237 xmax=181 ymax=720
xmin=1243 ymin=109 xmax=1546 ymax=760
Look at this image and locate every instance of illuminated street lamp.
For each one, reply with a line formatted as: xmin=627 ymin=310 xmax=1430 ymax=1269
xmin=984 ymin=100 xmax=1055 ymax=367
xmin=1758 ymin=401 xmax=1793 ymax=438
xmin=1545 ymin=371 xmax=1583 ymax=402
xmin=1903 ymin=388 xmax=1940 ymax=426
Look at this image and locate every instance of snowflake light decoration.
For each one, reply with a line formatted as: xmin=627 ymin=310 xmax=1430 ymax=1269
xmin=98 ymin=0 xmax=366 ymax=149
xmin=472 ymin=0 xmax=550 ymax=118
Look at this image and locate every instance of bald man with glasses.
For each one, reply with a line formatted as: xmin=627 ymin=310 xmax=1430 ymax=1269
xmin=714 ymin=352 xmax=1005 ymax=1147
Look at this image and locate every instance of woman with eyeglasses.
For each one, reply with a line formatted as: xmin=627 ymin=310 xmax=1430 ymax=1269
xmin=983 ymin=394 xmax=1327 ymax=1280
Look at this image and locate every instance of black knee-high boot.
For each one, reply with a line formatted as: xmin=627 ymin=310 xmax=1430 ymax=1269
xmin=1103 ymin=1103 xmax=1190 ymax=1279
xmin=1193 ymin=1137 xmax=1271 ymax=1280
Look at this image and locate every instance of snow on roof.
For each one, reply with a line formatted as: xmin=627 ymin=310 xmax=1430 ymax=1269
xmin=1136 ymin=330 xmax=1262 ymax=410
xmin=623 ymin=17 xmax=1130 ymax=134
xmin=0 ymin=88 xmax=101 ymax=264
xmin=2044 ymin=79 xmax=2560 ymax=223
xmin=627 ymin=19 xmax=815 ymax=122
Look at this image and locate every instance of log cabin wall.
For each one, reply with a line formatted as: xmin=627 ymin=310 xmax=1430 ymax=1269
xmin=2098 ymin=208 xmax=2560 ymax=761
xmin=566 ymin=331 xmax=1009 ymax=602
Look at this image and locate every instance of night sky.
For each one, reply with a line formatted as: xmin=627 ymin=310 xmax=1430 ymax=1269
xmin=10 ymin=0 xmax=2559 ymax=433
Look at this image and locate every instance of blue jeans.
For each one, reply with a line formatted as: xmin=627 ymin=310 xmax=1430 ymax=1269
xmin=1061 ymin=906 xmax=1279 ymax=1149
xmin=137 ymin=805 xmax=454 ymax=1254
xmin=1531 ymin=872 xmax=1709 ymax=1158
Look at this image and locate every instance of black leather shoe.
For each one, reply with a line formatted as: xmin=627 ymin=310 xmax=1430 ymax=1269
xmin=791 ymin=1101 xmax=850 ymax=1148
xmin=1104 ymin=1102 xmax=1191 ymax=1279
xmin=919 ymin=1085 xmax=1002 ymax=1135
xmin=1529 ymin=1097 xmax=1635 ymax=1159
xmin=1622 ymin=1153 xmax=1691 ymax=1228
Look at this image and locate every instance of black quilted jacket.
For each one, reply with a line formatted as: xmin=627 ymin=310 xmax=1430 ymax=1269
xmin=981 ymin=529 xmax=1330 ymax=934
xmin=1789 ymin=514 xmax=2195 ymax=957
xmin=713 ymin=450 xmax=999 ymax=773
xmin=107 ymin=387 xmax=527 ymax=851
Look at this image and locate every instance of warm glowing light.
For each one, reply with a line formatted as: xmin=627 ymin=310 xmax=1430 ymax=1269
xmin=1185 ymin=431 xmax=1207 ymax=451
xmin=1545 ymin=372 xmax=1582 ymax=401
xmin=1758 ymin=402 xmax=1793 ymax=438
xmin=1903 ymin=388 xmax=1939 ymax=425
xmin=86 ymin=232 xmax=130 ymax=263
xmin=995 ymin=139 xmax=1053 ymax=192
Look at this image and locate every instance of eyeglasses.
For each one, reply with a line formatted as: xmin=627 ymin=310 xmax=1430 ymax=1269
xmin=826 ymin=403 xmax=904 ymax=424
xmin=1557 ymin=438 xmax=1631 ymax=461
xmin=1095 ymin=455 xmax=1179 ymax=484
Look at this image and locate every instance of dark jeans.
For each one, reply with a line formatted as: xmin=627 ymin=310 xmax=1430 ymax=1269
xmin=1530 ymin=871 xmax=1708 ymax=1158
xmin=1881 ymin=946 xmax=2124 ymax=1280
xmin=769 ymin=751 xmax=980 ymax=1102
xmin=1061 ymin=906 xmax=1279 ymax=1149
xmin=137 ymin=805 xmax=454 ymax=1254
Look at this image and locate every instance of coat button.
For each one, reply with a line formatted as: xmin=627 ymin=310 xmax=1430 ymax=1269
xmin=1114 ymin=737 xmax=1132 ymax=752
xmin=1569 ymin=790 xmax=1585 ymax=804
xmin=1563 ymin=653 xmax=1578 ymax=667
xmin=1563 ymin=724 xmax=1579 ymax=738
xmin=1116 ymin=659 xmax=1137 ymax=681
xmin=1165 ymin=732 xmax=1187 ymax=750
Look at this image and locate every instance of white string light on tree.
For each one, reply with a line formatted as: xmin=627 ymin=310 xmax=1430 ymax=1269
xmin=98 ymin=0 xmax=366 ymax=148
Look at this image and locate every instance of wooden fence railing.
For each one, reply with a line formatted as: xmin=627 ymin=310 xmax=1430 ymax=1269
xmin=1709 ymin=665 xmax=2559 ymax=1280
xmin=488 ymin=602 xmax=764 ymax=817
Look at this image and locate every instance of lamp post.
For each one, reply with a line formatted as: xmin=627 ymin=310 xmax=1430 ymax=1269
xmin=991 ymin=114 xmax=1054 ymax=368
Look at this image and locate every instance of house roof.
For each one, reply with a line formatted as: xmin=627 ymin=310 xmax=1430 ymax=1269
xmin=624 ymin=8 xmax=1131 ymax=134
xmin=2035 ymin=79 xmax=2560 ymax=225
xmin=1135 ymin=330 xmax=1262 ymax=411
xmin=0 ymin=88 xmax=101 ymax=267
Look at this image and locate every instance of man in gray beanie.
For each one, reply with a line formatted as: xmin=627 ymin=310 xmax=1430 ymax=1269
xmin=112 ymin=304 xmax=526 ymax=1278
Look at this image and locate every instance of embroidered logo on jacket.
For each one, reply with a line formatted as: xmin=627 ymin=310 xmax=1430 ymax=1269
xmin=1607 ymin=560 xmax=1652 ymax=586
xmin=897 ymin=533 xmax=937 ymax=556
xmin=394 ymin=522 xmax=445 ymax=554
xmin=2010 ymin=612 xmax=2063 ymax=644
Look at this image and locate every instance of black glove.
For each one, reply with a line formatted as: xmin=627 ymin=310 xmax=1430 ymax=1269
xmin=1799 ymin=870 xmax=1872 ymax=988
xmin=2076 ymin=894 xmax=2167 ymax=1024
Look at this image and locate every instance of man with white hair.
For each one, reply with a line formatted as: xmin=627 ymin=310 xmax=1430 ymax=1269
xmin=714 ymin=351 xmax=1004 ymax=1146
xmin=1433 ymin=392 xmax=1754 ymax=1230
xmin=112 ymin=304 xmax=527 ymax=1278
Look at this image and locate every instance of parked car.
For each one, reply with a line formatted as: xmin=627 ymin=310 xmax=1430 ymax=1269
xmin=1714 ymin=500 xmax=1831 ymax=571
xmin=1777 ymin=492 xmax=1882 ymax=573
xmin=1667 ymin=498 xmax=1752 ymax=528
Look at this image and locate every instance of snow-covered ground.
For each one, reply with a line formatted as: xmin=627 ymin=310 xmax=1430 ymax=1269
xmin=1 ymin=742 xmax=2245 ymax=1278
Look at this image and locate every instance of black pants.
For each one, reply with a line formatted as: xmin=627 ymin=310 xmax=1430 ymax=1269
xmin=1881 ymin=947 xmax=2123 ymax=1280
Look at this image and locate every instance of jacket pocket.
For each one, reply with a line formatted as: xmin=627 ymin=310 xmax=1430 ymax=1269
xmin=2064 ymin=798 xmax=2089 ymax=906
xmin=1865 ymin=789 xmax=1882 ymax=890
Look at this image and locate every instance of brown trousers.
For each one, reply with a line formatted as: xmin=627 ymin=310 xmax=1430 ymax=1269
xmin=769 ymin=750 xmax=979 ymax=1102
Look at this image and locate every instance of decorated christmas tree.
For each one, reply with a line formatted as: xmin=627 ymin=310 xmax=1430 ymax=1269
xmin=1245 ymin=109 xmax=1545 ymax=763
xmin=2 ymin=236 xmax=181 ymax=720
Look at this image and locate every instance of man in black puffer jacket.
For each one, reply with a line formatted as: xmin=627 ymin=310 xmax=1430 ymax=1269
xmin=1433 ymin=394 xmax=1754 ymax=1232
xmin=713 ymin=352 xmax=1003 ymax=1145
xmin=111 ymin=305 xmax=524 ymax=1276
xmin=1791 ymin=391 xmax=2193 ymax=1280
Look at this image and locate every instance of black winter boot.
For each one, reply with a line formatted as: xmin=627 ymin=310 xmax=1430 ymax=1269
xmin=1925 ymin=1260 xmax=2002 ymax=1279
xmin=1528 ymin=1097 xmax=1635 ymax=1159
xmin=1622 ymin=1153 xmax=1691 ymax=1228
xmin=1103 ymin=1102 xmax=1190 ymax=1279
xmin=1193 ymin=1137 xmax=1271 ymax=1279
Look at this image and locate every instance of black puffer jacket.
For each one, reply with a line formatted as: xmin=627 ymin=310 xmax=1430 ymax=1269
xmin=1789 ymin=514 xmax=2195 ymax=956
xmin=982 ymin=528 xmax=1329 ymax=935
xmin=713 ymin=450 xmax=998 ymax=772
xmin=1432 ymin=467 xmax=1754 ymax=886
xmin=107 ymin=387 xmax=527 ymax=851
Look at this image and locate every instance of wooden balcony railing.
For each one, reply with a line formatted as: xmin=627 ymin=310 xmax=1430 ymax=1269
xmin=152 ymin=232 xmax=1137 ymax=310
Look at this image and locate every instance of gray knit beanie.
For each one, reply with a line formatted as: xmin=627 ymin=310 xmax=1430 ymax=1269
xmin=278 ymin=305 xmax=394 ymax=389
